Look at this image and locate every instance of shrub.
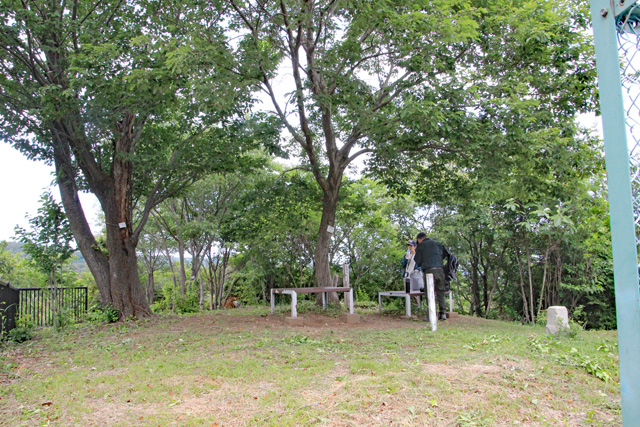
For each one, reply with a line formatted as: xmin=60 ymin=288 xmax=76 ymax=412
xmin=54 ymin=308 xmax=74 ymax=332
xmin=86 ymin=302 xmax=120 ymax=323
xmin=152 ymin=283 xmax=200 ymax=314
xmin=6 ymin=315 xmax=36 ymax=343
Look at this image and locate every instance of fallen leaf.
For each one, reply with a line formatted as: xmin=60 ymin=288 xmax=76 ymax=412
xmin=41 ymin=402 xmax=53 ymax=406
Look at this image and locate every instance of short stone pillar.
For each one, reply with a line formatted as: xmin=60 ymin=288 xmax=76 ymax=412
xmin=545 ymin=306 xmax=570 ymax=334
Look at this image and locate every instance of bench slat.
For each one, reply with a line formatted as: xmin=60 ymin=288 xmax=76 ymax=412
xmin=272 ymin=287 xmax=350 ymax=294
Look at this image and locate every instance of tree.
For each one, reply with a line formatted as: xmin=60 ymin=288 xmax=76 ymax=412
xmin=137 ymin=223 xmax=166 ymax=305
xmin=148 ymin=170 xmax=252 ymax=310
xmin=333 ymin=179 xmax=412 ymax=299
xmin=225 ymin=166 xmax=321 ymax=302
xmin=14 ymin=192 xmax=75 ymax=289
xmin=0 ymin=241 xmax=47 ymax=287
xmin=0 ymin=1 xmax=264 ymax=318
xmin=224 ymin=0 xmax=479 ymax=286
xmin=360 ymin=0 xmax=602 ymax=323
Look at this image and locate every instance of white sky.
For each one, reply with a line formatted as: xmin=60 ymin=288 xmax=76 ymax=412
xmin=0 ymin=143 xmax=101 ymax=242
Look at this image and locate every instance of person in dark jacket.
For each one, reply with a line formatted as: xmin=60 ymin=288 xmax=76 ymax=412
xmin=414 ymin=232 xmax=450 ymax=320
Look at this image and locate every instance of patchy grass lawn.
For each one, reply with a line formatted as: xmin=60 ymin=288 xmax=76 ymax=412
xmin=0 ymin=306 xmax=620 ymax=426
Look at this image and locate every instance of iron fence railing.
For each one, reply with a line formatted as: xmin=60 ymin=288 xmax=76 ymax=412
xmin=17 ymin=287 xmax=88 ymax=327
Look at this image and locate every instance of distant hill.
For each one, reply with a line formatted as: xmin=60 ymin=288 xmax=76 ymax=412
xmin=2 ymin=241 xmax=89 ymax=273
xmin=5 ymin=241 xmax=26 ymax=256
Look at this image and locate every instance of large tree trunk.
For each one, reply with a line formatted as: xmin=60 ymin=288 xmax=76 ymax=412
xmin=99 ymin=156 xmax=153 ymax=319
xmin=314 ymin=191 xmax=338 ymax=287
xmin=105 ymin=221 xmax=151 ymax=319
xmin=52 ymin=111 xmax=153 ymax=319
xmin=313 ymin=189 xmax=341 ymax=305
xmin=53 ymin=140 xmax=111 ymax=302
xmin=56 ymin=157 xmax=153 ymax=319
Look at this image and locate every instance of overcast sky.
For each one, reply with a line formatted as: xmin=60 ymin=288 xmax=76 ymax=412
xmin=0 ymin=143 xmax=100 ymax=242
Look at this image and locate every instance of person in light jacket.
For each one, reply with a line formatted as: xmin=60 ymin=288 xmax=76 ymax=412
xmin=401 ymin=239 xmax=417 ymax=292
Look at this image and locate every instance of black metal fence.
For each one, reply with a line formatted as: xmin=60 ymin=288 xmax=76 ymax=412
xmin=17 ymin=287 xmax=88 ymax=327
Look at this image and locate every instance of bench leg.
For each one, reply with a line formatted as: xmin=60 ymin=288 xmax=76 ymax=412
xmin=378 ymin=294 xmax=382 ymax=314
xmin=405 ymin=295 xmax=411 ymax=317
xmin=349 ymin=289 xmax=354 ymax=314
xmin=291 ymin=291 xmax=298 ymax=318
xmin=322 ymin=292 xmax=327 ymax=310
xmin=270 ymin=289 xmax=275 ymax=313
xmin=426 ymin=274 xmax=437 ymax=331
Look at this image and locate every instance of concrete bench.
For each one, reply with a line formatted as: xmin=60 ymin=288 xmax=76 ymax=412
xmin=378 ymin=291 xmax=424 ymax=317
xmin=270 ymin=286 xmax=354 ymax=318
xmin=378 ymin=273 xmax=437 ymax=331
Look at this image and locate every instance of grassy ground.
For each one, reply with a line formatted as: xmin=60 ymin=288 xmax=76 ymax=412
xmin=0 ymin=305 xmax=621 ymax=426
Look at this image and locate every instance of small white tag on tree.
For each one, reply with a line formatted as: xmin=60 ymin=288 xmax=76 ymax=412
xmin=327 ymin=225 xmax=335 ymax=233
xmin=118 ymin=222 xmax=126 ymax=229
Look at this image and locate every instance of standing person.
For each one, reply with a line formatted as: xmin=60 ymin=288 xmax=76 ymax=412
xmin=401 ymin=240 xmax=417 ymax=292
xmin=414 ymin=232 xmax=450 ymax=320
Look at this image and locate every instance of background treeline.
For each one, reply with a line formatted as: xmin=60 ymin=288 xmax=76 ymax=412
xmin=1 ymin=145 xmax=614 ymax=329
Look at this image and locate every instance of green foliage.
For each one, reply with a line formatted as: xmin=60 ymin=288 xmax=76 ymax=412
xmin=0 ymin=241 xmax=46 ymax=287
xmin=0 ymin=0 xmax=279 ymax=318
xmin=5 ymin=315 xmax=36 ymax=343
xmin=0 ymin=0 xmax=611 ymax=332
xmin=85 ymin=303 xmax=120 ymax=324
xmin=528 ymin=334 xmax=617 ymax=382
xmin=152 ymin=283 xmax=200 ymax=315
xmin=295 ymin=300 xmax=343 ymax=318
xmin=13 ymin=192 xmax=75 ymax=287
xmin=53 ymin=308 xmax=73 ymax=333
xmin=283 ymin=335 xmax=319 ymax=346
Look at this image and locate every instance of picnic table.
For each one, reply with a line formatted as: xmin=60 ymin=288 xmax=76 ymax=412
xmin=270 ymin=286 xmax=354 ymax=318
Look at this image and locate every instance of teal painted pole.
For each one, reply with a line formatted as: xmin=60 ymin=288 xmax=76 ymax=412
xmin=590 ymin=1 xmax=640 ymax=425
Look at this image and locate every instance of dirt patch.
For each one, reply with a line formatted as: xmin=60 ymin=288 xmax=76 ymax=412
xmin=168 ymin=310 xmax=469 ymax=333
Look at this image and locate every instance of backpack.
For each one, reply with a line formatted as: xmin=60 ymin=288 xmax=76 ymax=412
xmin=443 ymin=253 xmax=458 ymax=292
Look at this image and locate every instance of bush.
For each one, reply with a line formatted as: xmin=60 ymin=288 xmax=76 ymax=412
xmin=85 ymin=302 xmax=120 ymax=323
xmin=151 ymin=283 xmax=200 ymax=314
xmin=355 ymin=300 xmax=378 ymax=310
xmin=54 ymin=308 xmax=74 ymax=332
xmin=6 ymin=315 xmax=36 ymax=343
